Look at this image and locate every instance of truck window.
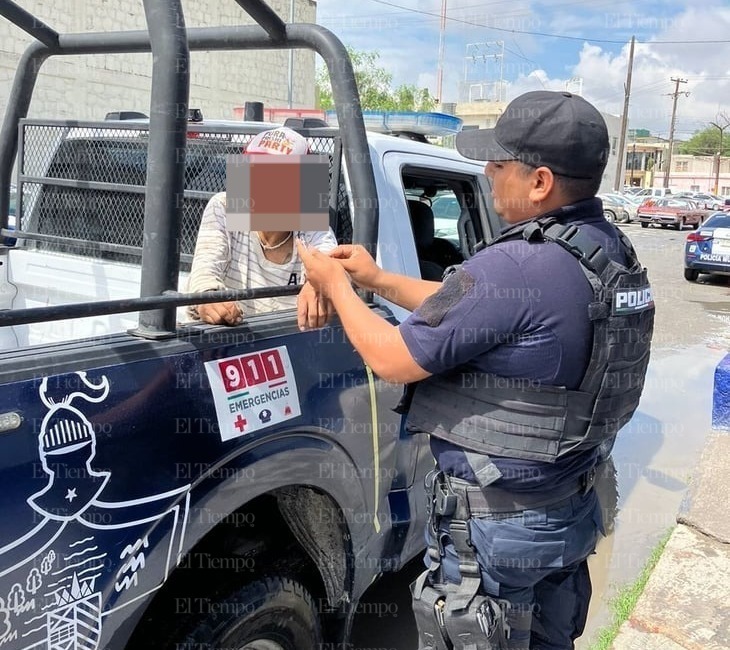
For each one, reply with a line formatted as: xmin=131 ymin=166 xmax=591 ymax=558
xmin=402 ymin=171 xmax=485 ymax=279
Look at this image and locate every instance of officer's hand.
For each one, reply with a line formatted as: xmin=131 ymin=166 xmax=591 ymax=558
xmin=296 ymin=239 xmax=350 ymax=300
xmin=297 ymin=281 xmax=333 ymax=331
xmin=197 ymin=301 xmax=243 ymax=326
xmin=329 ymin=244 xmax=383 ymax=291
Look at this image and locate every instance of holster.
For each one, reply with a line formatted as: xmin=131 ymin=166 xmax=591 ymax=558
xmin=411 ymin=573 xmax=514 ymax=650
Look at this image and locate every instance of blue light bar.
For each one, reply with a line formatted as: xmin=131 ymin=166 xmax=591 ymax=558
xmin=325 ymin=110 xmax=463 ymax=136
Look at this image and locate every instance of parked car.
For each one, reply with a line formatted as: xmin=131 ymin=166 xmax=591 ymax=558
xmin=688 ymin=192 xmax=725 ymax=210
xmin=634 ymin=186 xmax=676 ymax=199
xmin=636 ymin=197 xmax=714 ymax=230
xmin=684 ymin=212 xmax=730 ymax=281
xmin=431 ymin=192 xmax=461 ymax=240
xmin=597 ymin=194 xmax=630 ymax=223
xmin=600 ymin=193 xmax=637 ymax=222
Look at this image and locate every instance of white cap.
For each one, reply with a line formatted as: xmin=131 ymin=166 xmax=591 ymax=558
xmin=246 ymin=126 xmax=309 ymax=155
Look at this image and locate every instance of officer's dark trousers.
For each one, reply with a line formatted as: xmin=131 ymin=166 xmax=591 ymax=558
xmin=428 ymin=489 xmax=603 ymax=649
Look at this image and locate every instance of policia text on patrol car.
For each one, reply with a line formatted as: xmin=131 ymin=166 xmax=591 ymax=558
xmin=298 ymin=90 xmax=654 ymax=650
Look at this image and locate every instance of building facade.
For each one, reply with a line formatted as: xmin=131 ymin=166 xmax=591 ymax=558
xmin=622 ymin=130 xmax=730 ymax=194
xmin=0 ymin=1 xmax=317 ymax=124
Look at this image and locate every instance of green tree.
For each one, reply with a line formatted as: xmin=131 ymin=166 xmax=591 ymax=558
xmin=679 ymin=122 xmax=730 ymax=156
xmin=316 ymin=47 xmax=436 ymax=112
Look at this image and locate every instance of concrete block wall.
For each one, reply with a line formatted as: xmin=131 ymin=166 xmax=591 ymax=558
xmin=712 ymin=354 xmax=730 ymax=430
xmin=0 ymin=0 xmax=317 ymax=124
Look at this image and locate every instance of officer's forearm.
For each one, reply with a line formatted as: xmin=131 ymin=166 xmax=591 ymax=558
xmin=329 ymin=283 xmax=430 ymax=383
xmin=370 ymin=270 xmax=441 ymax=312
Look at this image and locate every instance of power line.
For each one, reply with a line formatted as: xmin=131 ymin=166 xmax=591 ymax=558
xmin=342 ymin=0 xmax=730 ymax=45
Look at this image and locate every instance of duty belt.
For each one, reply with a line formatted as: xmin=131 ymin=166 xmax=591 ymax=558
xmin=422 ymin=466 xmax=597 ymax=612
xmin=427 ymin=466 xmax=596 ymax=520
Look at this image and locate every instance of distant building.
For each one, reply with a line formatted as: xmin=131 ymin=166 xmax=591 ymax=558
xmin=624 ymin=131 xmax=730 ymax=194
xmin=623 ymin=134 xmax=669 ymax=188
xmin=0 ymin=1 xmax=317 ymax=124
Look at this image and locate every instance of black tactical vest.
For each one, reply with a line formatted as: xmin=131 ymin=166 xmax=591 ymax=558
xmin=406 ymin=215 xmax=655 ymax=463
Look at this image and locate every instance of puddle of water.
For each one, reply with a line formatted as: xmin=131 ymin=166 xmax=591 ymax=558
xmin=577 ymin=343 xmax=726 ymax=647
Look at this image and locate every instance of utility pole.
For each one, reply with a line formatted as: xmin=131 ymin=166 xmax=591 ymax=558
xmin=614 ymin=36 xmax=635 ymax=192
xmin=663 ymin=77 xmax=689 ymax=188
xmin=287 ymin=0 xmax=295 ymax=108
xmin=709 ymin=113 xmax=729 ymax=195
xmin=436 ymin=0 xmax=447 ymax=105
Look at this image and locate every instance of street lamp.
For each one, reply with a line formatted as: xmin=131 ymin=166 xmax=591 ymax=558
xmin=710 ymin=117 xmax=729 ymax=195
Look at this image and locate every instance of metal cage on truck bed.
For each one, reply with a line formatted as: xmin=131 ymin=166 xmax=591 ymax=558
xmin=0 ymin=0 xmax=377 ymax=336
xmin=15 ymin=119 xmax=354 ymax=267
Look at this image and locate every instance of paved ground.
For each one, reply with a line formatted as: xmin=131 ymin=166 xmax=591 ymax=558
xmin=612 ymin=432 xmax=730 ymax=649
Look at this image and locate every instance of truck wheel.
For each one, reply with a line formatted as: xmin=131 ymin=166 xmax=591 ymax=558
xmin=177 ymin=577 xmax=322 ymax=650
xmin=684 ymin=268 xmax=699 ymax=282
xmin=640 ymin=222 xmax=648 ymax=228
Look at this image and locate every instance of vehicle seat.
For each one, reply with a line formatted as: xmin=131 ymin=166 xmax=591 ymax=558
xmin=407 ymin=199 xmax=463 ymax=281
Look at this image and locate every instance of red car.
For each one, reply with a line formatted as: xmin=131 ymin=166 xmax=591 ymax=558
xmin=637 ymin=197 xmax=714 ymax=230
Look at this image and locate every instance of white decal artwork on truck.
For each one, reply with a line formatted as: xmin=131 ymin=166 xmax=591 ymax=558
xmin=204 ymin=345 xmax=302 ymax=441
xmin=0 ymin=372 xmax=191 ymax=650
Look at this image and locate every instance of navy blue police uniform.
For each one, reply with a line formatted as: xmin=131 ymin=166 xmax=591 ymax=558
xmin=399 ymin=197 xmax=644 ymax=649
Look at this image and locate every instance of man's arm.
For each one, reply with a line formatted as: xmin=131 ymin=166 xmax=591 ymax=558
xmin=296 ymin=240 xmax=431 ymax=384
xmin=188 ymin=193 xmax=242 ymax=325
xmin=329 ymin=244 xmax=441 ymax=312
xmin=188 ymin=193 xmax=231 ymax=293
xmin=368 ymin=270 xmax=442 ymax=312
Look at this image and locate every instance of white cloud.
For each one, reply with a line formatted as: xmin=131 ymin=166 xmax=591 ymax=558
xmin=316 ymin=1 xmax=730 ymax=138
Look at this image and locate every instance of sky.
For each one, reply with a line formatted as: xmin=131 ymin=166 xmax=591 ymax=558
xmin=315 ymin=0 xmax=730 ymax=141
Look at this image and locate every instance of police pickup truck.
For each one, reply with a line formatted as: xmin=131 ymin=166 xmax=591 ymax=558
xmin=0 ymin=2 xmax=496 ymax=649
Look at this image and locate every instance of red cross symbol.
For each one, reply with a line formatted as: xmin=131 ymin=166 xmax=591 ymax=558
xmin=234 ymin=415 xmax=247 ymax=432
xmin=284 ymin=405 xmax=291 ymax=416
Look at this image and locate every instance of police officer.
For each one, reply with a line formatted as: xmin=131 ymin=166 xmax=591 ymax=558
xmin=297 ymin=90 xmax=654 ymax=649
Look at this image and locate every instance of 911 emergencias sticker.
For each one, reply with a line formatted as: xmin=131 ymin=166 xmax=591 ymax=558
xmin=204 ymin=346 xmax=301 ymax=441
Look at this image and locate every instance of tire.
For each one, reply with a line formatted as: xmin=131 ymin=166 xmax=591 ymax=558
xmin=674 ymin=221 xmax=682 ymax=230
xmin=684 ymin=268 xmax=699 ymax=282
xmin=603 ymin=209 xmax=615 ymax=223
xmin=177 ymin=577 xmax=322 ymax=650
xmin=640 ymin=222 xmax=648 ymax=228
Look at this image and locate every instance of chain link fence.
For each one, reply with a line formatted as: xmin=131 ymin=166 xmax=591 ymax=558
xmin=18 ymin=121 xmax=353 ymax=268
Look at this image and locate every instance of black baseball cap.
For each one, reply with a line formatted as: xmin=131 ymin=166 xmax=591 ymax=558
xmin=455 ymin=90 xmax=609 ymax=179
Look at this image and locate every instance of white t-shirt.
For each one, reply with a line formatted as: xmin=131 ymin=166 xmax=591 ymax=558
xmin=187 ymin=192 xmax=337 ymax=319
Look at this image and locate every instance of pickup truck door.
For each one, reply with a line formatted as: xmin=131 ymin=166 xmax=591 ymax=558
xmin=376 ymin=150 xmax=494 ymax=323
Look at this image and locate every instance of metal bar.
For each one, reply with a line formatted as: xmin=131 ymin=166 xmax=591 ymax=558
xmin=0 ymin=286 xmax=301 ymax=328
xmin=19 ymin=175 xmax=148 ymax=194
xmin=234 ymin=0 xmax=286 ymax=41
xmin=135 ymin=0 xmax=190 ymax=336
xmin=19 ymin=117 xmax=273 ymax=135
xmin=307 ymin=26 xmax=378 ymax=251
xmin=0 ymin=43 xmax=49 ymax=229
xmin=3 ymin=229 xmax=195 ymax=265
xmin=18 ymin=174 xmax=215 ymax=201
xmin=0 ymin=1 xmax=59 ymax=48
xmin=3 ymin=230 xmax=144 ymax=256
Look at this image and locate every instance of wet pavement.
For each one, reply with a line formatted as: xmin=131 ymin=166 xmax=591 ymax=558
xmin=350 ymin=223 xmax=730 ymax=650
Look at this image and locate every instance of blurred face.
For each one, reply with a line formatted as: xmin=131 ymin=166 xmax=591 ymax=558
xmin=485 ymin=160 xmax=540 ymax=224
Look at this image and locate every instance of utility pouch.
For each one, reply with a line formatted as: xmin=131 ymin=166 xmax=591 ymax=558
xmin=410 ymin=578 xmax=453 ymax=650
xmin=442 ymin=594 xmax=511 ymax=650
